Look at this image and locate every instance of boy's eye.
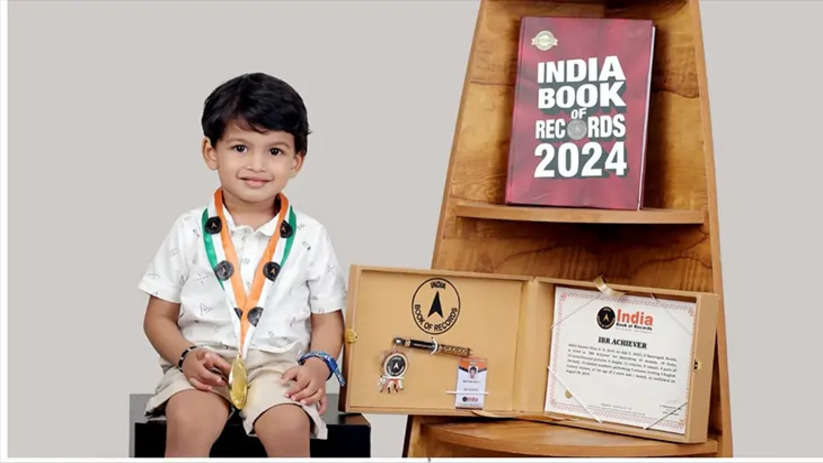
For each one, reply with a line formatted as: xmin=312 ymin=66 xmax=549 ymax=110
xmin=231 ymin=145 xmax=247 ymax=153
xmin=270 ymin=148 xmax=282 ymax=156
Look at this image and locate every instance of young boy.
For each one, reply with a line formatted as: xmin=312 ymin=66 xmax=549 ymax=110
xmin=139 ymin=72 xmax=346 ymax=457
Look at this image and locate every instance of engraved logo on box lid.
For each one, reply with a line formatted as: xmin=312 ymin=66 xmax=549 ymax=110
xmin=411 ymin=278 xmax=461 ymax=335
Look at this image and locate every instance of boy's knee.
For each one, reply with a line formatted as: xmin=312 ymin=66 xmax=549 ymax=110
xmin=165 ymin=391 xmax=229 ymax=436
xmin=166 ymin=406 xmax=204 ymax=434
xmin=254 ymin=404 xmax=310 ymax=438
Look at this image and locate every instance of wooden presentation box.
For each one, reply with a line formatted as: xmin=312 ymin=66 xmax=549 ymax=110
xmin=340 ymin=266 xmax=719 ymax=444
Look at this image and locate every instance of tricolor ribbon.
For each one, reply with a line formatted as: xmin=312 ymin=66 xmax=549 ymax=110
xmin=201 ymin=188 xmax=297 ymax=359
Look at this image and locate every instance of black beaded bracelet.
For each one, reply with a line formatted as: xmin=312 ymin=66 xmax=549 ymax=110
xmin=177 ymin=345 xmax=198 ymax=370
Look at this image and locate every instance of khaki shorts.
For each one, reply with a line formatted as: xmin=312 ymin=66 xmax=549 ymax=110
xmin=145 ymin=345 xmax=327 ymax=439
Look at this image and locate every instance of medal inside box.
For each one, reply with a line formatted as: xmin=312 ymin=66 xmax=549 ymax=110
xmin=340 ymin=265 xmax=718 ymax=443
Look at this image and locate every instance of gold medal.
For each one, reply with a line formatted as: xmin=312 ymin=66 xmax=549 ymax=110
xmin=229 ymin=354 xmax=248 ymax=409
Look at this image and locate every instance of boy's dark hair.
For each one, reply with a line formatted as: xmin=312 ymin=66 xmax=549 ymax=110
xmin=201 ymin=73 xmax=310 ymax=155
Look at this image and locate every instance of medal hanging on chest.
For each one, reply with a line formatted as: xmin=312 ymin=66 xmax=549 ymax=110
xmin=201 ymin=188 xmax=297 ymax=409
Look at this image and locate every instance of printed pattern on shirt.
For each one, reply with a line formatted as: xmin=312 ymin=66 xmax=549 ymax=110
xmin=138 ymin=205 xmax=346 ymax=355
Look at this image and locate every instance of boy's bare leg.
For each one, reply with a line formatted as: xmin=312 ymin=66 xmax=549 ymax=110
xmin=164 ymin=390 xmax=231 ymax=457
xmin=254 ymin=404 xmax=311 ymax=457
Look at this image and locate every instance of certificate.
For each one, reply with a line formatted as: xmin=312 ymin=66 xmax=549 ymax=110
xmin=545 ymin=286 xmax=696 ymax=434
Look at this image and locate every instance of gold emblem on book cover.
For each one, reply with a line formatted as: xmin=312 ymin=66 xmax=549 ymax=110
xmin=531 ymin=30 xmax=558 ymax=51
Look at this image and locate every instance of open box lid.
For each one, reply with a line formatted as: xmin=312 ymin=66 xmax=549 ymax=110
xmin=341 ymin=266 xmax=529 ymax=414
xmin=340 ymin=265 xmax=718 ymax=443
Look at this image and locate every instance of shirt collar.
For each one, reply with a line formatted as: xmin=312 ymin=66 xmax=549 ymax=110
xmin=220 ymin=204 xmax=279 ymax=237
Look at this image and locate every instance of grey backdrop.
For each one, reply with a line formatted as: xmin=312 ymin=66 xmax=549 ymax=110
xmin=8 ymin=0 xmax=823 ymax=458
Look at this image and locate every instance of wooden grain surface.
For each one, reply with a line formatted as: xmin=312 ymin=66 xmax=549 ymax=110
xmin=687 ymin=0 xmax=732 ymax=454
xmin=455 ymin=199 xmax=705 ymax=224
xmin=422 ymin=420 xmax=719 ymax=457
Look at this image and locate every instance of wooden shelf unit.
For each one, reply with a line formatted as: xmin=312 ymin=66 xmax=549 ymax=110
xmin=404 ymin=0 xmax=731 ymax=458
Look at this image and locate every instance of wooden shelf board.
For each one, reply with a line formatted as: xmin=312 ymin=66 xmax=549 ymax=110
xmin=423 ymin=420 xmax=718 ymax=457
xmin=454 ymin=200 xmax=705 ymax=225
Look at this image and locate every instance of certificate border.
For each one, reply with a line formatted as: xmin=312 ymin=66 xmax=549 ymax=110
xmin=547 ymin=286 xmax=697 ymax=433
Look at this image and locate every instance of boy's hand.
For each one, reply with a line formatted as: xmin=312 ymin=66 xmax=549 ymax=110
xmin=281 ymin=358 xmax=329 ymax=414
xmin=181 ymin=348 xmax=231 ymax=392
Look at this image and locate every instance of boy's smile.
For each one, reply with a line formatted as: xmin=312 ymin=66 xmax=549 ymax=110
xmin=202 ymin=119 xmax=304 ymax=218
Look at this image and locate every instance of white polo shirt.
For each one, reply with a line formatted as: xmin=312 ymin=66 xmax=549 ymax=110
xmin=138 ymin=202 xmax=346 ymax=356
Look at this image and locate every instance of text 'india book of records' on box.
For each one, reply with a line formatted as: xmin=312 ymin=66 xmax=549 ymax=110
xmin=506 ymin=17 xmax=655 ymax=209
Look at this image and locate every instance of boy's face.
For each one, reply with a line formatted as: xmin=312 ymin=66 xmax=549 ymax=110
xmin=202 ymin=120 xmax=304 ymax=209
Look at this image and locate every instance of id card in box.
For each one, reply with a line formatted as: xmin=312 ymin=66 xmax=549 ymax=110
xmin=455 ymin=357 xmax=487 ymax=409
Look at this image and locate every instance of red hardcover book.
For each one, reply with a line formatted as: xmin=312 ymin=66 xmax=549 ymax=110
xmin=505 ymin=17 xmax=655 ymax=210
